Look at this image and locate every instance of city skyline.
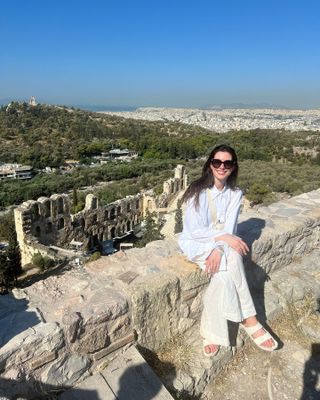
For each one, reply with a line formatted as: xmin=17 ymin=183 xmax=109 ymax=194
xmin=1 ymin=0 xmax=320 ymax=109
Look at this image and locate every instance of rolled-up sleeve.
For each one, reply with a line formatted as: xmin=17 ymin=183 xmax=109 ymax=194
xmin=179 ymin=194 xmax=224 ymax=261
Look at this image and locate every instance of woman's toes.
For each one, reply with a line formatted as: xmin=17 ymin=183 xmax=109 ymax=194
xmin=205 ymin=344 xmax=218 ymax=354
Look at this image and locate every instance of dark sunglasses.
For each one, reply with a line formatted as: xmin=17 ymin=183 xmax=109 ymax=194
xmin=211 ymin=159 xmax=235 ymax=169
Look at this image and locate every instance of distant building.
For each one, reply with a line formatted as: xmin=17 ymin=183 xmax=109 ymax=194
xmin=109 ymin=148 xmax=138 ymax=161
xmin=0 ymin=164 xmax=33 ymax=181
xmin=29 ymin=96 xmax=37 ymax=106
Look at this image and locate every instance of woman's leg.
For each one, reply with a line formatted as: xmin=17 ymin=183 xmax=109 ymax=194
xmin=225 ymin=248 xmax=256 ymax=320
xmin=200 ymin=248 xmax=255 ymax=351
xmin=200 ymin=273 xmax=231 ymax=347
xmin=226 ymin=248 xmax=277 ymax=349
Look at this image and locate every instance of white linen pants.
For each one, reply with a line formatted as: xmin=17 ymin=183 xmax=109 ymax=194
xmin=199 ymin=248 xmax=256 ymax=346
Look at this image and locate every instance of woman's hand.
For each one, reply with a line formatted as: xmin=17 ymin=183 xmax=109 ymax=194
xmin=215 ymin=233 xmax=249 ymax=256
xmin=205 ymin=249 xmax=222 ymax=276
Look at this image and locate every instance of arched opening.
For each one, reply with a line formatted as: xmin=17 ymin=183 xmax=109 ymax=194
xmin=44 ymin=200 xmax=51 ymax=217
xmin=117 ymin=205 xmax=121 ymax=215
xmin=57 ymin=197 xmax=64 ymax=214
xmin=58 ymin=218 xmax=64 ymax=230
xmin=127 ymin=203 xmax=131 ymax=212
xmin=127 ymin=221 xmax=131 ymax=231
xmin=92 ymin=214 xmax=97 ymax=223
xmin=147 ymin=200 xmax=152 ymax=210
xmin=136 ymin=199 xmax=140 ymax=210
xmin=33 ymin=204 xmax=40 ymax=220
xmin=46 ymin=222 xmax=53 ymax=233
xmin=91 ymin=197 xmax=98 ymax=210
xmin=35 ymin=226 xmax=41 ymax=237
xmin=110 ymin=227 xmax=115 ymax=239
xmin=110 ymin=208 xmax=115 ymax=219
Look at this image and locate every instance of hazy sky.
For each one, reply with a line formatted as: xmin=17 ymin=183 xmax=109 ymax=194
xmin=1 ymin=0 xmax=320 ymax=108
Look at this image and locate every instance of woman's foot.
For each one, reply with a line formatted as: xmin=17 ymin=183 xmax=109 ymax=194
xmin=242 ymin=316 xmax=278 ymax=351
xmin=203 ymin=340 xmax=220 ymax=357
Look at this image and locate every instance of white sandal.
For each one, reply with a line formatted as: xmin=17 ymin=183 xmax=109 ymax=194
xmin=241 ymin=322 xmax=278 ymax=352
xmin=203 ymin=339 xmax=220 ymax=358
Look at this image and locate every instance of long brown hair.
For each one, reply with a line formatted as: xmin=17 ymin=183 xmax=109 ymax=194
xmin=182 ymin=144 xmax=238 ymax=208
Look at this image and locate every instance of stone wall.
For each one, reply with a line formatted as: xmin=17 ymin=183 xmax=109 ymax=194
xmin=14 ymin=165 xmax=187 ymax=267
xmin=14 ymin=192 xmax=144 ymax=266
xmin=2 ymin=189 xmax=320 ymax=398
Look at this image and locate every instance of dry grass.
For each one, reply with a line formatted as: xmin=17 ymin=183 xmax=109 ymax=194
xmin=155 ymin=334 xmax=196 ymax=376
xmin=139 ymin=334 xmax=196 ymax=379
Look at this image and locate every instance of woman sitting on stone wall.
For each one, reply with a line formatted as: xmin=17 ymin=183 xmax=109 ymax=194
xmin=179 ymin=144 xmax=278 ymax=356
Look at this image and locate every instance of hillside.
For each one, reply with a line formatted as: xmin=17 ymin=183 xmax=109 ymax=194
xmin=1 ymin=102 xmax=320 ymax=209
xmin=0 ymin=102 xmax=209 ymax=168
xmin=1 ymin=102 xmax=320 ymax=169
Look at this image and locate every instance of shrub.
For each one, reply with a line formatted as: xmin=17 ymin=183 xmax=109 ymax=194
xmin=88 ymin=251 xmax=101 ymax=262
xmin=32 ymin=253 xmax=55 ymax=270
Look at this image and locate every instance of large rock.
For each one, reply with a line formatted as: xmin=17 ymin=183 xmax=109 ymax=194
xmin=0 ymin=322 xmax=64 ymax=373
xmin=40 ymin=354 xmax=91 ymax=388
xmin=129 ymin=272 xmax=180 ymax=350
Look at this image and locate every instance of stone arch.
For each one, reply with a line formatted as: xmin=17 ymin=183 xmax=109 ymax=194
xmin=46 ymin=222 xmax=53 ymax=233
xmin=43 ymin=200 xmax=51 ymax=218
xmin=58 ymin=217 xmax=64 ymax=230
xmin=57 ymin=197 xmax=64 ymax=214
xmin=32 ymin=203 xmax=40 ymax=220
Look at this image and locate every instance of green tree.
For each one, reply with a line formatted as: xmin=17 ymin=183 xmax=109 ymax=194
xmin=0 ymin=212 xmax=22 ymax=291
xmin=32 ymin=253 xmax=55 ymax=270
xmin=246 ymin=183 xmax=271 ymax=205
xmin=135 ymin=211 xmax=164 ymax=247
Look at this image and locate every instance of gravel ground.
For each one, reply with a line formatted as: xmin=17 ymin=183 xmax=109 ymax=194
xmin=201 ymin=310 xmax=320 ymax=400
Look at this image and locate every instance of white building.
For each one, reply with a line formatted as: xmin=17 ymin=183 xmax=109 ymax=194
xmin=0 ymin=164 xmax=33 ymax=181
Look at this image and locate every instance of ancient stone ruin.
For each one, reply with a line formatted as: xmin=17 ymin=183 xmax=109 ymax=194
xmin=14 ymin=165 xmax=188 ymax=266
xmin=1 ymin=189 xmax=319 ymax=399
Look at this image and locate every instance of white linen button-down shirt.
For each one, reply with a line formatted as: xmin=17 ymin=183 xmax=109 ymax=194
xmin=178 ymin=186 xmax=242 ymax=270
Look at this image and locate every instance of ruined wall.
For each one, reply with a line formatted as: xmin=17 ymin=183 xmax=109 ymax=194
xmin=15 ymin=165 xmax=187 ymax=266
xmin=14 ymin=193 xmax=143 ymax=266
xmin=143 ymin=164 xmax=188 ymax=213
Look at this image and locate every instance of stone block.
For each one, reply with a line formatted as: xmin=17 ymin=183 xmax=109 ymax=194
xmin=31 ymin=351 xmax=57 ymax=369
xmin=0 ymin=322 xmax=64 ymax=372
xmin=92 ymin=332 xmax=136 ymax=361
xmin=128 ymin=272 xmax=180 ymax=350
xmin=40 ymin=354 xmax=91 ymax=388
xmin=71 ymin=321 xmax=110 ymax=355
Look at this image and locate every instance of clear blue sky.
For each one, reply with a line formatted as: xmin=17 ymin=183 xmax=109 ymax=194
xmin=1 ymin=0 xmax=320 ymax=108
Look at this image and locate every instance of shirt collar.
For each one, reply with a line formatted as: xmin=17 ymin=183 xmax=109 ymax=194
xmin=211 ymin=185 xmax=228 ymax=198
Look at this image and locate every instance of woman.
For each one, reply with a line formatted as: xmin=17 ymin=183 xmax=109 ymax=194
xmin=179 ymin=144 xmax=277 ymax=356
